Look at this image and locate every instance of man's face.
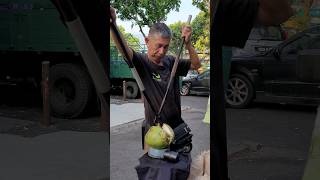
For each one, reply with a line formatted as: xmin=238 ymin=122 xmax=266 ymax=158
xmin=145 ymin=34 xmax=171 ymax=63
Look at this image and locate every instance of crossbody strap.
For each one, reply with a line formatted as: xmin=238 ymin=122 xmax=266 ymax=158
xmin=154 ymin=15 xmax=192 ymax=125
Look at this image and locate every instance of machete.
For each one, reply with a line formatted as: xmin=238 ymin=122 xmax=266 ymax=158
xmin=109 ymin=17 xmax=159 ymax=117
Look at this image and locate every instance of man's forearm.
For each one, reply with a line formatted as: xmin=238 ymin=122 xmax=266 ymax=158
xmin=110 ymin=22 xmax=133 ymax=61
xmin=186 ymin=43 xmax=201 ymax=70
xmin=257 ymin=0 xmax=294 ymax=26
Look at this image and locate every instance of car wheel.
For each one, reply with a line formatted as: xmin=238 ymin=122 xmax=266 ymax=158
xmin=226 ymin=74 xmax=254 ymax=108
xmin=180 ymin=84 xmax=190 ymax=96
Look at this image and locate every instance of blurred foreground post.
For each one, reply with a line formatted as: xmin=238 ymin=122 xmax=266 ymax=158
xmin=122 ymin=80 xmax=126 ymax=101
xmin=41 ymin=61 xmax=50 ymax=127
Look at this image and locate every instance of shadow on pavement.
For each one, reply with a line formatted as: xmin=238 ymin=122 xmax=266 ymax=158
xmin=0 ymin=85 xmax=102 ymax=137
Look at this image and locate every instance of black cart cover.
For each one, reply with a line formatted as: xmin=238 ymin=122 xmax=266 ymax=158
xmin=135 ymin=153 xmax=191 ymax=180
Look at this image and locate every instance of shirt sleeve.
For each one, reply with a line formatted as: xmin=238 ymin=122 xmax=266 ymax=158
xmin=176 ymin=58 xmax=191 ymax=76
xmin=131 ymin=50 xmax=148 ymax=78
xmin=214 ymin=0 xmax=259 ymax=48
xmin=131 ymin=50 xmax=145 ymax=70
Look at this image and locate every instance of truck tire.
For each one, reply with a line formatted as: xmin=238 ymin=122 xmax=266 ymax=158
xmin=49 ymin=63 xmax=94 ymax=118
xmin=126 ymin=81 xmax=139 ymax=99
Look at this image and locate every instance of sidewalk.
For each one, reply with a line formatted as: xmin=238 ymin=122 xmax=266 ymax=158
xmin=0 ymin=118 xmax=108 ymax=180
xmin=110 ymin=101 xmax=192 ymax=127
xmin=110 ymin=103 xmax=144 ymax=127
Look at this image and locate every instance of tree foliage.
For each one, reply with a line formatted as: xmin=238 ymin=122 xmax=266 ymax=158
xmin=110 ymin=0 xmax=181 ymax=37
xmin=118 ymin=26 xmax=140 ymax=47
xmin=191 ymin=11 xmax=209 ymax=53
xmin=282 ymin=0 xmax=314 ymax=34
xmin=110 ymin=25 xmax=141 ymax=51
xmin=168 ymin=10 xmax=209 ymax=55
xmin=168 ymin=21 xmax=184 ymax=54
xmin=192 ymin=0 xmax=209 ymax=16
xmin=191 ymin=0 xmax=210 ymax=56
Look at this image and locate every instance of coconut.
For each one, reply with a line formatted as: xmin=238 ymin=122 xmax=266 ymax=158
xmin=144 ymin=123 xmax=174 ymax=149
xmin=161 ymin=123 xmax=175 ymax=144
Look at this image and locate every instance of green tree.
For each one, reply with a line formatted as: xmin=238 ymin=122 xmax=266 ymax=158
xmin=168 ymin=21 xmax=184 ymax=54
xmin=118 ymin=26 xmax=140 ymax=50
xmin=192 ymin=0 xmax=210 ymax=16
xmin=189 ymin=0 xmax=210 ymax=57
xmin=110 ymin=25 xmax=141 ymax=52
xmin=168 ymin=11 xmax=209 ymax=55
xmin=110 ymin=0 xmax=181 ymax=37
xmin=191 ymin=11 xmax=209 ymax=54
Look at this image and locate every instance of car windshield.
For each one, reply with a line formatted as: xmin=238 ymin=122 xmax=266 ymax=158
xmin=277 ymin=27 xmax=320 ymax=53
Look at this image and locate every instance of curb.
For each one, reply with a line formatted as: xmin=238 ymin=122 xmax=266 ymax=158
xmin=111 ymin=118 xmax=144 ymax=134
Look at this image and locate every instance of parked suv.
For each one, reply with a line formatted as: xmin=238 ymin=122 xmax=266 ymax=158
xmin=232 ymin=25 xmax=287 ymax=57
xmin=227 ymin=25 xmax=320 ymax=108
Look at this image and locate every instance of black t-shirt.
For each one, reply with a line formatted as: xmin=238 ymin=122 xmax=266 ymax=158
xmin=132 ymin=51 xmax=191 ymax=129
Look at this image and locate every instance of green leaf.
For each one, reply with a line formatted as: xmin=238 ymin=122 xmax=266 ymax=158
xmin=111 ymin=0 xmax=181 ymax=37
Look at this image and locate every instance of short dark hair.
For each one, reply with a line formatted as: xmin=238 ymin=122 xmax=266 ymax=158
xmin=148 ymin=23 xmax=172 ymax=38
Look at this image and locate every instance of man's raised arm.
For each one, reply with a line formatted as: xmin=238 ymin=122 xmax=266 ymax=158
xmin=110 ymin=6 xmax=133 ymax=61
xmin=182 ymin=25 xmax=201 ymax=70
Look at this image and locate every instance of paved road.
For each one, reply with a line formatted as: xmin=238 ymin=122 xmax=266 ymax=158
xmin=227 ymin=102 xmax=317 ymax=180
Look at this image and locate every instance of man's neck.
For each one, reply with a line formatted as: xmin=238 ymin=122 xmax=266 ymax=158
xmin=148 ymin=55 xmax=162 ymax=66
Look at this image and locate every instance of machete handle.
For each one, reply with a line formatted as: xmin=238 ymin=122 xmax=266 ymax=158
xmin=109 ymin=14 xmax=134 ymax=68
xmin=187 ymin=15 xmax=192 ymax=24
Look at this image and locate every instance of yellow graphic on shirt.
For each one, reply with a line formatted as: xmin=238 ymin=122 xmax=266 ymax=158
xmin=152 ymin=72 xmax=161 ymax=82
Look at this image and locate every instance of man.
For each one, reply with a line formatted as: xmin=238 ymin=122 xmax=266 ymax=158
xmin=110 ymin=7 xmax=201 ymax=150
